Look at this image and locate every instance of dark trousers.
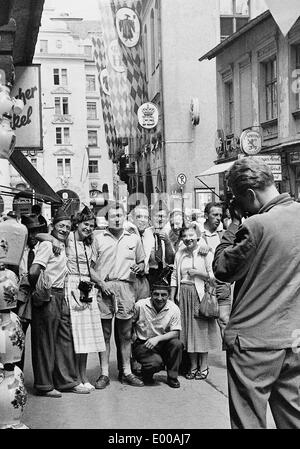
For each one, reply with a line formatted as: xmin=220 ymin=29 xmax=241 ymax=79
xmin=133 ymin=338 xmax=183 ymax=380
xmin=31 ymin=288 xmax=79 ymax=392
xmin=227 ymin=340 xmax=300 ymax=429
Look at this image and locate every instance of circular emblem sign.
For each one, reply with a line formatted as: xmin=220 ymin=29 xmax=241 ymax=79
xmin=177 ymin=173 xmax=187 ymax=186
xmin=138 ymin=102 xmax=159 ymax=129
xmin=116 ymin=7 xmax=140 ymax=48
xmin=100 ymin=69 xmax=110 ymax=96
xmin=240 ymin=129 xmax=262 ymax=155
xmin=108 ymin=40 xmax=125 ymax=73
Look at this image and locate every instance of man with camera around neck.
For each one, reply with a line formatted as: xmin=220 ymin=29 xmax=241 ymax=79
xmin=29 ymin=208 xmax=89 ymax=397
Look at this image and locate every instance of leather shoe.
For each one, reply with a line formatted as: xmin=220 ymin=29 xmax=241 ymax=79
xmin=120 ymin=373 xmax=144 ymax=387
xmin=95 ymin=375 xmax=110 ymax=389
xmin=36 ymin=388 xmax=62 ymax=398
xmin=167 ymin=377 xmax=180 ymax=388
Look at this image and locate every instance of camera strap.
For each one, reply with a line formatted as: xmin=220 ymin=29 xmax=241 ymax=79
xmin=73 ymin=232 xmax=92 ymax=281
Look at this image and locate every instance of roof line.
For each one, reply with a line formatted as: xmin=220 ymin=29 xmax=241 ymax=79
xmin=199 ymin=10 xmax=272 ymax=62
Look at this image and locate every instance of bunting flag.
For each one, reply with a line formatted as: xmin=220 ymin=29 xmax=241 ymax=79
xmin=92 ymin=34 xmax=117 ymax=160
xmin=96 ymin=0 xmax=133 ymax=139
xmin=111 ymin=0 xmax=148 ymax=125
xmin=265 ymin=0 xmax=300 ymax=36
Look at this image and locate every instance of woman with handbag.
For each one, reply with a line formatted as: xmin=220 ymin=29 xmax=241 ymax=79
xmin=170 ymin=223 xmax=220 ymax=380
xmin=36 ymin=206 xmax=105 ymax=390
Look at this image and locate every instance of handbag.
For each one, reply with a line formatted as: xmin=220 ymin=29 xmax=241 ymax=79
xmin=194 ymin=256 xmax=219 ymax=320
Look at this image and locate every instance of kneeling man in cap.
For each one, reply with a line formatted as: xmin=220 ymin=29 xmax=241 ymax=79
xmin=132 ymin=280 xmax=183 ymax=388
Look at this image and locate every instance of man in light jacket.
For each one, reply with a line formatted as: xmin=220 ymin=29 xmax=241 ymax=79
xmin=213 ymin=157 xmax=300 ymax=429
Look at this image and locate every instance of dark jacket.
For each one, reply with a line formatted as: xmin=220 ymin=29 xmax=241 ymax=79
xmin=213 ymin=193 xmax=300 ymax=349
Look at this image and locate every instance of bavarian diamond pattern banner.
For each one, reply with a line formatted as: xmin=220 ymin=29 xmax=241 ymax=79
xmin=111 ymin=0 xmax=148 ymax=125
xmin=92 ymin=35 xmax=117 ymax=160
xmin=97 ymin=0 xmax=133 ymax=138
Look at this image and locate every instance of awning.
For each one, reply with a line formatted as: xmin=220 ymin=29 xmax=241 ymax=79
xmin=196 ymin=161 xmax=235 ymax=177
xmin=8 ymin=150 xmax=62 ymax=204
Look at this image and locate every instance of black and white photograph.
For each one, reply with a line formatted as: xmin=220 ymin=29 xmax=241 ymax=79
xmin=0 ymin=0 xmax=300 ymax=437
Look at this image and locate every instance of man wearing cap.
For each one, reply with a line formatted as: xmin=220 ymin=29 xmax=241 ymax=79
xmin=29 ymin=208 xmax=89 ymax=397
xmin=132 ymin=281 xmax=183 ymax=388
xmin=15 ymin=214 xmax=44 ymax=370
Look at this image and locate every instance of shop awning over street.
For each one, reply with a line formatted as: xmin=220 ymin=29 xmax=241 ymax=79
xmin=9 ymin=151 xmax=62 ymax=204
xmin=196 ymin=161 xmax=235 ymax=177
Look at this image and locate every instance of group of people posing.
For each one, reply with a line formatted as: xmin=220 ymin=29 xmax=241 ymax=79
xmin=14 ymin=198 xmax=229 ymax=397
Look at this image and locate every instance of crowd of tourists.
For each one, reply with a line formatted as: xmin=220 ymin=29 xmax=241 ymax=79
xmin=1 ymin=157 xmax=300 ymax=429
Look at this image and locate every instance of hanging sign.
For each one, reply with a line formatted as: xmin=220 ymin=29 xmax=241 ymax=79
xmin=138 ymin=102 xmax=159 ymax=129
xmin=115 ymin=7 xmax=141 ymax=48
xmin=240 ymin=129 xmax=262 ymax=155
xmin=11 ymin=65 xmax=42 ymax=150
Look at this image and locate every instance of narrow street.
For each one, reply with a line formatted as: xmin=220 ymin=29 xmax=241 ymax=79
xmin=22 ymin=329 xmax=276 ymax=430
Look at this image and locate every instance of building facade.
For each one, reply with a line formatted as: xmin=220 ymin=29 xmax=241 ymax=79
xmin=132 ymin=0 xmax=268 ymax=214
xmin=200 ymin=9 xmax=300 ymax=200
xmin=33 ymin=6 xmax=113 ymax=218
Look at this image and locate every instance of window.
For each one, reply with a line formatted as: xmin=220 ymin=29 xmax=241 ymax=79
xmin=40 ymin=40 xmax=48 ymax=53
xmin=220 ymin=0 xmax=249 ymax=41
xmin=53 ymin=68 xmax=68 ymax=86
xmin=86 ymin=75 xmax=96 ymax=92
xmin=88 ymin=130 xmax=98 ymax=147
xmin=84 ymin=45 xmax=93 ymax=59
xmin=150 ymin=9 xmax=155 ymax=73
xmin=53 ymin=68 xmax=60 ymax=85
xmin=62 ymin=97 xmax=69 ymax=115
xmin=57 ymin=158 xmax=71 ymax=177
xmin=55 ymin=97 xmax=61 ymax=115
xmin=61 ymin=69 xmax=68 ymax=86
xmin=264 ymin=58 xmax=277 ymax=120
xmin=88 ymin=160 xmax=99 ymax=173
xmin=54 ymin=97 xmax=69 ymax=115
xmin=56 ymin=127 xmax=62 ymax=144
xmin=294 ymin=45 xmax=300 ymax=110
xmin=144 ymin=25 xmax=148 ymax=82
xmin=56 ymin=127 xmax=70 ymax=144
xmin=87 ymin=102 xmax=97 ymax=119
xmin=225 ymin=81 xmax=234 ymax=134
xmin=56 ymin=40 xmax=62 ymax=49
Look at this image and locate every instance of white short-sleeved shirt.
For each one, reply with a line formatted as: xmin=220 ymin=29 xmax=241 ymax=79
xmin=93 ymin=229 xmax=145 ymax=282
xmin=33 ymin=241 xmax=68 ymax=288
xmin=133 ymin=297 xmax=182 ymax=340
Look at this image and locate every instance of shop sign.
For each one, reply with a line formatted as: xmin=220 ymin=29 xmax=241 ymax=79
xmin=240 ymin=129 xmax=262 ymax=155
xmin=256 ymin=154 xmax=282 ymax=181
xmin=138 ymin=102 xmax=158 ymax=129
xmin=11 ymin=65 xmax=42 ymax=150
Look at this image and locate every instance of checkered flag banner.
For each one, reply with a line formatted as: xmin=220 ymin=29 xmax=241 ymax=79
xmin=92 ymin=34 xmax=117 ymax=160
xmin=111 ymin=0 xmax=149 ymax=138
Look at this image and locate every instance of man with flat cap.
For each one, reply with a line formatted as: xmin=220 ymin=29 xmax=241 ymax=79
xmin=132 ymin=280 xmax=183 ymax=388
xmin=29 ymin=208 xmax=89 ymax=397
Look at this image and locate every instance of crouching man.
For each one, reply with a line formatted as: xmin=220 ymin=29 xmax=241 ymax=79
xmin=132 ymin=281 xmax=183 ymax=388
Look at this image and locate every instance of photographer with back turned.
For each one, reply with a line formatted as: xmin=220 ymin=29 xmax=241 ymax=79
xmin=213 ymin=157 xmax=300 ymax=429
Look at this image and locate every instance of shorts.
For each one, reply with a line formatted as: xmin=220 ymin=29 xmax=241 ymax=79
xmin=97 ymin=280 xmax=135 ymax=320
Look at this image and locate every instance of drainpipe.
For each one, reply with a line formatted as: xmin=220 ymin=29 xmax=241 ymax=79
xmin=158 ymin=1 xmax=167 ymax=194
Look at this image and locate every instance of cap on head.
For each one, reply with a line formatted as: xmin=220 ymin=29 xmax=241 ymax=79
xmin=21 ymin=214 xmax=44 ymax=230
xmin=52 ymin=207 xmax=71 ymax=225
xmin=151 ymin=278 xmax=171 ymax=292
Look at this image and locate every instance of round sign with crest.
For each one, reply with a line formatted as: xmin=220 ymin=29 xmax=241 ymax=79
xmin=240 ymin=129 xmax=262 ymax=155
xmin=177 ymin=173 xmax=187 ymax=186
xmin=116 ymin=7 xmax=140 ymax=48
